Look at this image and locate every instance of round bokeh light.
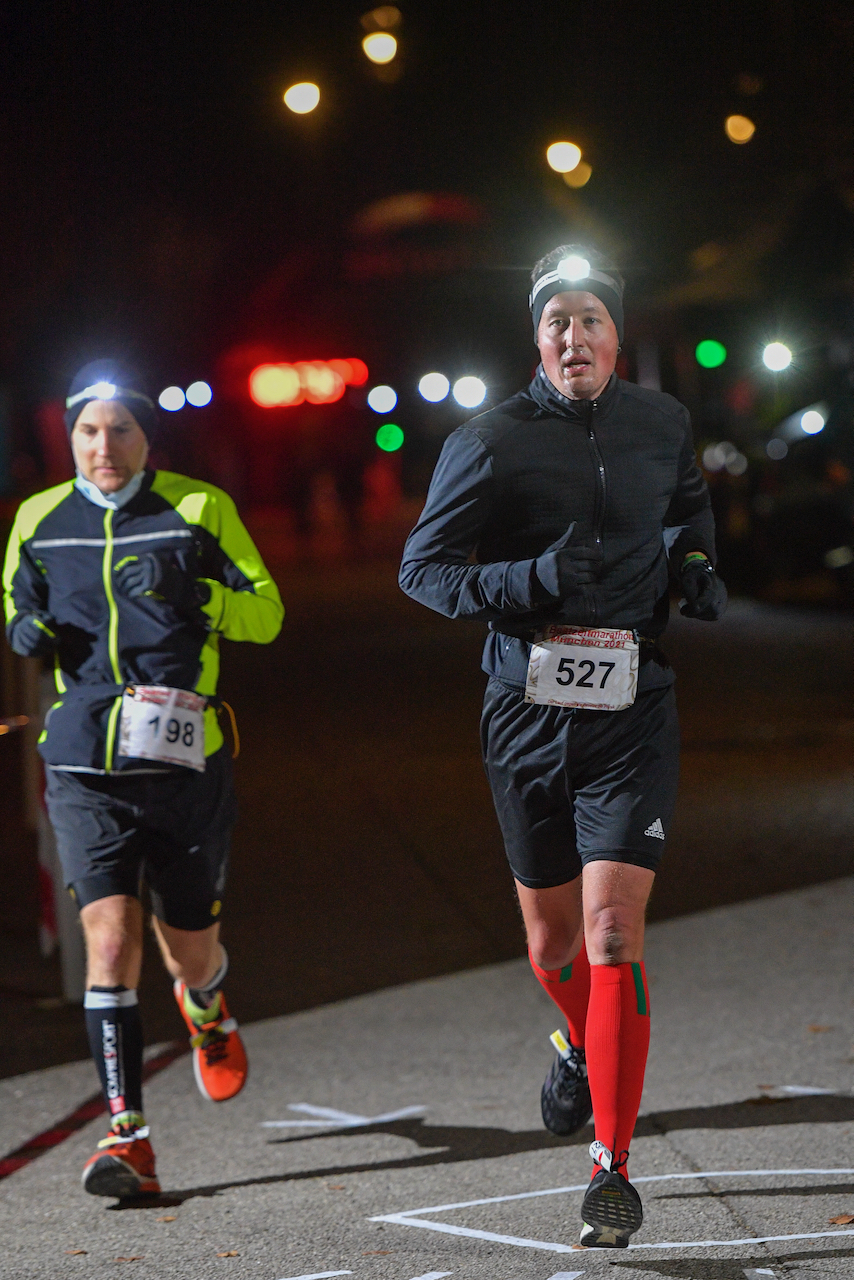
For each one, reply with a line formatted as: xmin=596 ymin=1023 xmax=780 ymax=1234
xmin=762 ymin=342 xmax=792 ymax=371
xmin=284 ymin=82 xmax=320 ymax=114
xmin=186 ymin=380 xmax=212 ymax=407
xmin=418 ymin=372 xmax=450 ymax=402
xmin=695 ymin=340 xmax=727 ymax=369
xmin=800 ymin=410 xmax=825 ymax=435
xmin=546 ymin=141 xmax=582 ymax=173
xmin=158 ymin=386 xmax=186 ymax=412
xmin=375 ymin=423 xmax=404 ymax=451
xmin=367 ymin=384 xmax=398 ymax=413
xmin=452 ymin=376 xmax=486 ymax=409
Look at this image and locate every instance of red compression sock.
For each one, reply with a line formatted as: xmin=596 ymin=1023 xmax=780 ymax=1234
xmin=528 ymin=939 xmax=591 ymax=1048
xmin=585 ymin=962 xmax=650 ymax=1178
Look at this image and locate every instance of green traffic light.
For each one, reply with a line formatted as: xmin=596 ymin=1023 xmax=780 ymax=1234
xmin=695 ymin=339 xmax=727 ymax=369
xmin=375 ymin=423 xmax=404 ymax=452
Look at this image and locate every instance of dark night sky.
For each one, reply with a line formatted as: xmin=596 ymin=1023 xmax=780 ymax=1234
xmin=1 ymin=1 xmax=852 ymax=396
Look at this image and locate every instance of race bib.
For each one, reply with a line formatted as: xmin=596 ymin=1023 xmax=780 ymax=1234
xmin=525 ymin=626 xmax=639 ymax=711
xmin=118 ymin=685 xmax=206 ymax=771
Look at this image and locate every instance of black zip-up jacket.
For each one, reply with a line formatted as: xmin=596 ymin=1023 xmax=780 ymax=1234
xmin=399 ymin=369 xmax=716 ymax=691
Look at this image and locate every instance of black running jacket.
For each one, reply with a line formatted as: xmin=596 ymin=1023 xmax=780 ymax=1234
xmin=399 ymin=370 xmax=716 ymax=690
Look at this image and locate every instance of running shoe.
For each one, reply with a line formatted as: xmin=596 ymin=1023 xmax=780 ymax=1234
xmin=81 ymin=1118 xmax=160 ymax=1198
xmin=579 ymin=1141 xmax=643 ymax=1248
xmin=540 ymin=1029 xmax=592 ymax=1136
xmin=174 ymin=981 xmax=248 ymax=1102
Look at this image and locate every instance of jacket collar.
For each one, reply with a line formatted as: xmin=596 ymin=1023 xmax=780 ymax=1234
xmin=528 ymin=364 xmax=619 ymax=419
xmin=74 ymin=467 xmax=152 ymax=510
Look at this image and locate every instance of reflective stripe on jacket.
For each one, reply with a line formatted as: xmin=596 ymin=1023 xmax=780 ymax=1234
xmin=3 ymin=470 xmax=283 ymax=772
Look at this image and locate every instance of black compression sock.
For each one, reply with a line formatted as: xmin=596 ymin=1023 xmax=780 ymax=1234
xmin=84 ymin=986 xmax=144 ymax=1120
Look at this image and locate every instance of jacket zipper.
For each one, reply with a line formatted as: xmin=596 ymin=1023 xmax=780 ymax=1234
xmin=586 ymin=398 xmax=607 ymax=626
xmin=101 ymin=509 xmax=123 ymax=771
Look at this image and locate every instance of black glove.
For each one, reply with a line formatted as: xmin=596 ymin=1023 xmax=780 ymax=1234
xmin=115 ymin=553 xmax=210 ymax=617
xmin=679 ymin=557 xmax=727 ymax=621
xmin=534 ymin=521 xmax=597 ymax=599
xmin=8 ymin=611 xmax=59 ymax=659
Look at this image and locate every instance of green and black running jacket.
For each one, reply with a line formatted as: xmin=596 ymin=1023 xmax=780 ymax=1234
xmin=3 ymin=470 xmax=284 ymax=773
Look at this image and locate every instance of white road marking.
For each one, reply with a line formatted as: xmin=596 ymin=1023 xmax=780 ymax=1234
xmin=759 ymin=1084 xmax=848 ymax=1097
xmin=408 ymin=1273 xmax=454 ymax=1279
xmin=743 ymin=1270 xmax=776 ymax=1278
xmin=369 ymin=1167 xmax=854 ymax=1254
xmin=276 ymin=1272 xmax=353 ymax=1279
xmin=262 ymin=1103 xmax=426 ymax=1129
xmin=547 ymin=1272 xmax=585 ymax=1279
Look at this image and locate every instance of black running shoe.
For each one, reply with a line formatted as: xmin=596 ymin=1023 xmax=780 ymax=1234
xmin=579 ymin=1142 xmax=643 ymax=1248
xmin=540 ymin=1029 xmax=592 ymax=1136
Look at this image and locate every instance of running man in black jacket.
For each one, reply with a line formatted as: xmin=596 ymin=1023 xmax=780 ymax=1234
xmin=400 ymin=245 xmax=726 ymax=1247
xmin=4 ymin=360 xmax=283 ymax=1199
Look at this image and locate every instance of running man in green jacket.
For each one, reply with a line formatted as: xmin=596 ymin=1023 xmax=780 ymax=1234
xmin=3 ymin=359 xmax=284 ymax=1199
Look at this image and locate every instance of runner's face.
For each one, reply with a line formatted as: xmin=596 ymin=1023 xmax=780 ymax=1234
xmin=71 ymin=401 xmax=148 ymax=493
xmin=537 ymin=291 xmax=619 ymax=401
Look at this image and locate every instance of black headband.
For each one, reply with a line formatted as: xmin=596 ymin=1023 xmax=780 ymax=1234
xmin=529 ymin=263 xmax=624 ymax=342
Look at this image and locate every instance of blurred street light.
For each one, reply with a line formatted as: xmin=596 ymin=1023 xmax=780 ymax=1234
xmin=284 ymin=82 xmax=320 ymax=114
xmin=695 ymin=339 xmax=727 ymax=368
xmin=186 ymin=380 xmax=212 ymax=407
xmin=762 ymin=342 xmax=792 ymax=371
xmin=452 ymin=376 xmax=486 ymax=409
xmin=801 ymin=410 xmax=825 ymax=434
xmin=159 ymin=386 xmax=186 ymax=411
xmin=725 ymin=114 xmax=756 ymax=143
xmin=546 ymin=141 xmax=582 ymax=173
xmin=375 ymin=423 xmax=404 ymax=451
xmin=367 ymin=384 xmax=398 ymax=413
xmin=362 ymin=32 xmax=397 ymax=63
xmin=563 ymin=161 xmax=592 ymax=188
xmin=418 ymin=372 xmax=450 ymax=402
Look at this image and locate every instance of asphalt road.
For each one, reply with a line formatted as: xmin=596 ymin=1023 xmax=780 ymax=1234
xmin=0 ymin=534 xmax=852 ymax=1079
xmin=1 ymin=878 xmax=852 ymax=1279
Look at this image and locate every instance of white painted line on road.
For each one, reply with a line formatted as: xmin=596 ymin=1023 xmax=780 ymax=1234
xmin=759 ymin=1083 xmax=848 ymax=1097
xmin=276 ymin=1272 xmax=353 ymax=1279
xmin=408 ymin=1272 xmax=454 ymax=1279
xmin=370 ymin=1167 xmax=854 ymax=1254
xmin=743 ymin=1270 xmax=776 ymax=1278
xmin=547 ymin=1272 xmax=585 ymax=1279
xmin=263 ymin=1103 xmax=426 ymax=1129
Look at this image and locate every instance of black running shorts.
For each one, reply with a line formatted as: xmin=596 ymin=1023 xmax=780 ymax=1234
xmin=480 ymin=679 xmax=679 ymax=888
xmin=45 ymin=748 xmax=237 ymax=930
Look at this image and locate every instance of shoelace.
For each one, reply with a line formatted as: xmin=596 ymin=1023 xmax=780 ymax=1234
xmin=97 ymin=1124 xmax=150 ymax=1150
xmin=190 ymin=1015 xmax=238 ymax=1060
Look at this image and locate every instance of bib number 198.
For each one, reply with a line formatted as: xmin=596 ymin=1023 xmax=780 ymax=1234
xmin=119 ymin=685 xmax=206 ymax=771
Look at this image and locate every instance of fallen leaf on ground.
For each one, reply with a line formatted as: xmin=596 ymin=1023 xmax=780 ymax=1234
xmin=829 ymin=1214 xmax=854 ymax=1225
xmin=362 ymin=1250 xmax=392 ymax=1255
xmin=327 ymin=1184 xmax=345 ymax=1190
xmin=808 ymin=1024 xmax=833 ymax=1033
xmin=65 ymin=1250 xmax=87 ymax=1255
xmin=216 ymin=1251 xmax=239 ymax=1257
xmin=156 ymin=1215 xmax=177 ymax=1222
xmin=115 ymin=1258 xmax=144 ymax=1263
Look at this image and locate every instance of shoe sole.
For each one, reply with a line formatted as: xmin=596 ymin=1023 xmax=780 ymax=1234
xmin=82 ymin=1155 xmax=160 ymax=1199
xmin=580 ymin=1173 xmax=642 ymax=1247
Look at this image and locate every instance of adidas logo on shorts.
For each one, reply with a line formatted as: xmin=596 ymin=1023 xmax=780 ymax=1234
xmin=644 ymin=817 xmax=665 ymax=840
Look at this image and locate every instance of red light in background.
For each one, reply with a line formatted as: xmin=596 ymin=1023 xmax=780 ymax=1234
xmin=248 ymin=358 xmax=369 ymax=407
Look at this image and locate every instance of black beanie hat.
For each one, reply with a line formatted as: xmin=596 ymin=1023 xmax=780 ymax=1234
xmin=64 ymin=359 xmax=158 ymax=441
xmin=529 ymin=252 xmax=625 ymax=343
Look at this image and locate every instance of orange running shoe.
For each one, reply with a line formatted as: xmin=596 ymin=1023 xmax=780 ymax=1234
xmin=82 ymin=1118 xmax=160 ymax=1198
xmin=174 ymin=981 xmax=248 ymax=1102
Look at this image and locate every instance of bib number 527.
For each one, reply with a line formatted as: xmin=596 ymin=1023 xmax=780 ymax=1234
xmin=554 ymin=657 xmax=616 ymax=689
